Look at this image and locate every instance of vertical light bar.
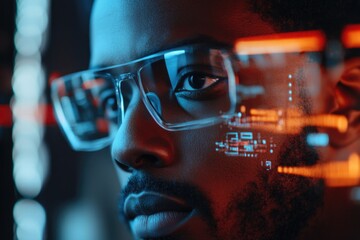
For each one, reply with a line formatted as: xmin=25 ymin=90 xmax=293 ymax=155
xmin=12 ymin=0 xmax=50 ymax=239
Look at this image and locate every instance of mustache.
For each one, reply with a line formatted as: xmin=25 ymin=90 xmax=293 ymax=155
xmin=119 ymin=174 xmax=216 ymax=229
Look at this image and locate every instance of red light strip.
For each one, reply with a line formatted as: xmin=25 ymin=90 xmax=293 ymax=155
xmin=0 ymin=105 xmax=13 ymax=127
xmin=0 ymin=104 xmax=57 ymax=126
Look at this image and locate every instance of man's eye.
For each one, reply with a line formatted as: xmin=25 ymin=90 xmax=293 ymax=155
xmin=172 ymin=65 xmax=229 ymax=100
xmin=176 ymin=72 xmax=223 ymax=92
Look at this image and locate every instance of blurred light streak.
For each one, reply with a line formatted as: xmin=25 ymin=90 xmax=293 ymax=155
xmin=342 ymin=24 xmax=360 ymax=48
xmin=235 ymin=30 xmax=325 ymax=55
xmin=12 ymin=0 xmax=50 ymax=195
xmin=15 ymin=32 xmax=42 ymax=56
xmin=228 ymin=108 xmax=348 ymax=134
xmin=13 ymin=199 xmax=46 ymax=240
xmin=306 ymin=133 xmax=329 ymax=147
xmin=12 ymin=58 xmax=44 ymax=101
xmin=278 ymin=153 xmax=360 ymax=187
xmin=12 ymin=0 xmax=50 ymax=238
xmin=0 ymin=104 xmax=56 ymax=126
xmin=289 ymin=114 xmax=348 ymax=133
xmin=249 ymin=108 xmax=280 ymax=118
xmin=14 ymin=166 xmax=42 ymax=197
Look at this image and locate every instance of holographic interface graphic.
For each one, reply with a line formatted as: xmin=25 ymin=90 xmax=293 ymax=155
xmin=215 ymin=131 xmax=277 ymax=158
xmin=213 ymin=26 xmax=359 ymax=183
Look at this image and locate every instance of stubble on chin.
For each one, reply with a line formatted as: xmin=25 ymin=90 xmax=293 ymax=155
xmin=214 ymin=170 xmax=323 ymax=240
xmin=215 ymin=134 xmax=324 ymax=240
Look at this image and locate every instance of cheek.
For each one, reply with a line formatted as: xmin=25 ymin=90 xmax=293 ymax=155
xmin=175 ymin=125 xmax=264 ymax=208
xmin=174 ymin=123 xmax=292 ymax=214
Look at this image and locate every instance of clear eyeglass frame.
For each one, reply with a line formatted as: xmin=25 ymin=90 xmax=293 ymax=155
xmin=51 ymin=44 xmax=238 ymax=151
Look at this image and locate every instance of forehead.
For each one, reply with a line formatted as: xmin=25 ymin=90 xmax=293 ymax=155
xmin=90 ymin=0 xmax=276 ymax=67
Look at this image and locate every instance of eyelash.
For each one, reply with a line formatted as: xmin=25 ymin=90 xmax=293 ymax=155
xmin=174 ymin=71 xmax=227 ymax=100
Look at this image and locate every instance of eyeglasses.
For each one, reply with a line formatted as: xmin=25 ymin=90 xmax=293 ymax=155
xmin=51 ymin=45 xmax=237 ymax=151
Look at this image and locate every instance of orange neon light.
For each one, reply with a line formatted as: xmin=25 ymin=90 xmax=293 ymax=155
xmin=300 ymin=114 xmax=348 ymax=133
xmin=278 ymin=154 xmax=360 ymax=187
xmin=240 ymin=105 xmax=246 ymax=113
xmin=235 ymin=30 xmax=326 ymax=55
xmin=342 ymin=24 xmax=360 ymax=48
xmin=232 ymin=108 xmax=348 ymax=134
xmin=249 ymin=108 xmax=280 ymax=117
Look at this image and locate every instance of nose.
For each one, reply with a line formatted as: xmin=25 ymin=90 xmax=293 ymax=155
xmin=111 ymin=81 xmax=175 ymax=172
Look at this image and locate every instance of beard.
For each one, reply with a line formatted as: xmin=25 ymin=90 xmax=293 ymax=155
xmin=217 ymin=168 xmax=323 ymax=240
xmin=119 ymin=133 xmax=324 ymax=240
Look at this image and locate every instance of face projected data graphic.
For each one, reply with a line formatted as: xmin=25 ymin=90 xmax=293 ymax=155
xmin=213 ymin=28 xmax=359 ymax=187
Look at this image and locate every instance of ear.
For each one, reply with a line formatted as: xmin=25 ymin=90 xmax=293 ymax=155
xmin=333 ymin=58 xmax=360 ymax=112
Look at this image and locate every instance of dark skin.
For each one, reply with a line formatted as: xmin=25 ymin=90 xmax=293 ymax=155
xmin=90 ymin=0 xmax=323 ymax=239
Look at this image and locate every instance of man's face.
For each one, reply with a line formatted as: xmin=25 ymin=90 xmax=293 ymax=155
xmin=90 ymin=1 xmax=323 ymax=239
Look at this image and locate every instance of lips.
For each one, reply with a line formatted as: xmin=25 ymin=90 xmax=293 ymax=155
xmin=124 ymin=191 xmax=195 ymax=238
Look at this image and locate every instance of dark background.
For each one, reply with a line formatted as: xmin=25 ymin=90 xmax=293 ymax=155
xmin=1 ymin=0 xmax=16 ymax=239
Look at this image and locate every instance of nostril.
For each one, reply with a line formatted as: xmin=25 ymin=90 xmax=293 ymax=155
xmin=140 ymin=154 xmax=166 ymax=168
xmin=114 ymin=154 xmax=164 ymax=172
xmin=114 ymin=159 xmax=133 ymax=173
xmin=133 ymin=157 xmax=143 ymax=168
xmin=130 ymin=154 xmax=168 ymax=169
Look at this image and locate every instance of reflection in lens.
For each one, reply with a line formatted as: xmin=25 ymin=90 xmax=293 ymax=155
xmin=52 ymin=73 xmax=116 ymax=150
xmin=139 ymin=48 xmax=233 ymax=127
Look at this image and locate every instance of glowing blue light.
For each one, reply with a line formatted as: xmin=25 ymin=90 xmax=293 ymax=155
xmin=240 ymin=132 xmax=253 ymax=140
xmin=13 ymin=199 xmax=46 ymax=240
xmin=13 ymin=159 xmax=43 ymax=198
xmin=12 ymin=0 xmax=49 ymax=199
xmin=15 ymin=32 xmax=42 ymax=55
xmin=306 ymin=133 xmax=329 ymax=147
xmin=12 ymin=2 xmax=49 ymax=233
